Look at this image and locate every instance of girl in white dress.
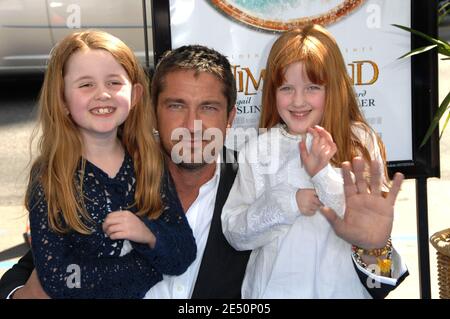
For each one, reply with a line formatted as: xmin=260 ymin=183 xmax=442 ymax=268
xmin=222 ymin=24 xmax=390 ymax=298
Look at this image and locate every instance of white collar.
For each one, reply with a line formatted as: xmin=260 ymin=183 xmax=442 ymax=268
xmin=276 ymin=123 xmax=303 ymax=141
xmin=199 ymin=152 xmax=222 ymax=192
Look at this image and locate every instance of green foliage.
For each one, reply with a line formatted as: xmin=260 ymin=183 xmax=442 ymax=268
xmin=392 ymin=5 xmax=450 ymax=147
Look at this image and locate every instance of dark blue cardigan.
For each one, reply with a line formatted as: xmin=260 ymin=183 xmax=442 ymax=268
xmin=29 ymin=153 xmax=196 ymax=298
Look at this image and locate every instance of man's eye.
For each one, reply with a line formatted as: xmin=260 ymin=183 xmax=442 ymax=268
xmin=169 ymin=104 xmax=183 ymax=109
xmin=202 ymin=105 xmax=217 ymax=111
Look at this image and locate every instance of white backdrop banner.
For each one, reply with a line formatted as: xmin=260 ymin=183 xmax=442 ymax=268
xmin=169 ymin=0 xmax=412 ymax=162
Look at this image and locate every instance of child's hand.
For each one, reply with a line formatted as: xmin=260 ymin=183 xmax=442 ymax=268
xmin=102 ymin=210 xmax=156 ymax=248
xmin=299 ymin=125 xmax=337 ymax=177
xmin=295 ymin=189 xmax=323 ymax=216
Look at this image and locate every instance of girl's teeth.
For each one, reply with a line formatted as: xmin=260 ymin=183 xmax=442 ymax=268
xmin=292 ymin=111 xmax=308 ymax=117
xmin=92 ymin=107 xmax=113 ymax=114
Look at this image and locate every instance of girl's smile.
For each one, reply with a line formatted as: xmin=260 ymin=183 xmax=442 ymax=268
xmin=89 ymin=106 xmax=116 ymax=115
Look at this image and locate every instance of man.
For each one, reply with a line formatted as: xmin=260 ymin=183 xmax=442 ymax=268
xmin=0 ymin=45 xmax=407 ymax=299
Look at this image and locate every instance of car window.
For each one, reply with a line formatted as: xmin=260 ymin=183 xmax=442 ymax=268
xmin=0 ymin=0 xmax=153 ymax=75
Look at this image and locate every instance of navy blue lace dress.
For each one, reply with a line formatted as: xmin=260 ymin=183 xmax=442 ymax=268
xmin=29 ymin=153 xmax=196 ymax=298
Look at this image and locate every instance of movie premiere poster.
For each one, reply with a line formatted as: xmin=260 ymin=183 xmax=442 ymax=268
xmin=169 ymin=0 xmax=412 ymax=162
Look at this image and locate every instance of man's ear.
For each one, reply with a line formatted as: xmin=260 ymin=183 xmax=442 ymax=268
xmin=131 ymin=83 xmax=144 ymax=108
xmin=227 ymin=106 xmax=237 ymax=128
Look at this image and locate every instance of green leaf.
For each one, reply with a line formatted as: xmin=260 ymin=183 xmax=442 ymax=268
xmin=392 ymin=24 xmax=449 ymax=48
xmin=439 ymin=2 xmax=450 ymax=18
xmin=440 ymin=112 xmax=450 ymax=139
xmin=393 ymin=22 xmax=450 ymax=147
xmin=420 ymin=91 xmax=450 ymax=147
xmin=397 ymin=45 xmax=437 ymax=59
xmin=438 ymin=45 xmax=450 ymax=56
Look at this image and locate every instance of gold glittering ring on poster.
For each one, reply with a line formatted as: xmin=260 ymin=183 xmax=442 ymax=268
xmin=210 ymin=0 xmax=365 ymax=32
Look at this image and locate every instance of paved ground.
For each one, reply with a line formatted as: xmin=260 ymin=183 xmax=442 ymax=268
xmin=0 ymin=77 xmax=40 ymax=283
xmin=0 ymin=54 xmax=448 ymax=299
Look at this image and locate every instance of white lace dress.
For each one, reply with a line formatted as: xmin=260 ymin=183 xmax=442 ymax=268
xmin=222 ymin=124 xmax=384 ymax=298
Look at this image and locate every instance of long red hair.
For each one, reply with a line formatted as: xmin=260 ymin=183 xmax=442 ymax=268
xmin=260 ymin=24 xmax=388 ymax=172
xmin=26 ymin=30 xmax=163 ymax=234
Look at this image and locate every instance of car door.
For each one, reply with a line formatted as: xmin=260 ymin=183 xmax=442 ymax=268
xmin=0 ymin=0 xmax=53 ymax=74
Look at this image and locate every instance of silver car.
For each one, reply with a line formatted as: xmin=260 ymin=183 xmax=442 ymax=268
xmin=0 ymin=0 xmax=153 ymax=75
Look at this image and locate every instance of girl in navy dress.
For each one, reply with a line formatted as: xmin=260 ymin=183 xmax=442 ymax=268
xmin=27 ymin=30 xmax=196 ymax=298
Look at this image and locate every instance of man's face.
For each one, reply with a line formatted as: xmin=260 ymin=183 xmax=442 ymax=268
xmin=156 ymin=69 xmax=235 ymax=169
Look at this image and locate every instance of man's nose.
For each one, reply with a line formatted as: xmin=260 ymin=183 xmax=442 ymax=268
xmin=184 ymin=109 xmax=200 ymax=133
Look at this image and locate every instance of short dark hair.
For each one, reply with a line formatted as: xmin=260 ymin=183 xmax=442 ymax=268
xmin=151 ymin=45 xmax=237 ymax=114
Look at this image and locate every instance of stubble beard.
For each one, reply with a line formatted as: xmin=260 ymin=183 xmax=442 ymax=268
xmin=161 ymin=140 xmax=210 ymax=171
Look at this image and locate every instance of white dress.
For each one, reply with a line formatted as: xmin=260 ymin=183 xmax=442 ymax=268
xmin=222 ymin=123 xmax=385 ymax=298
